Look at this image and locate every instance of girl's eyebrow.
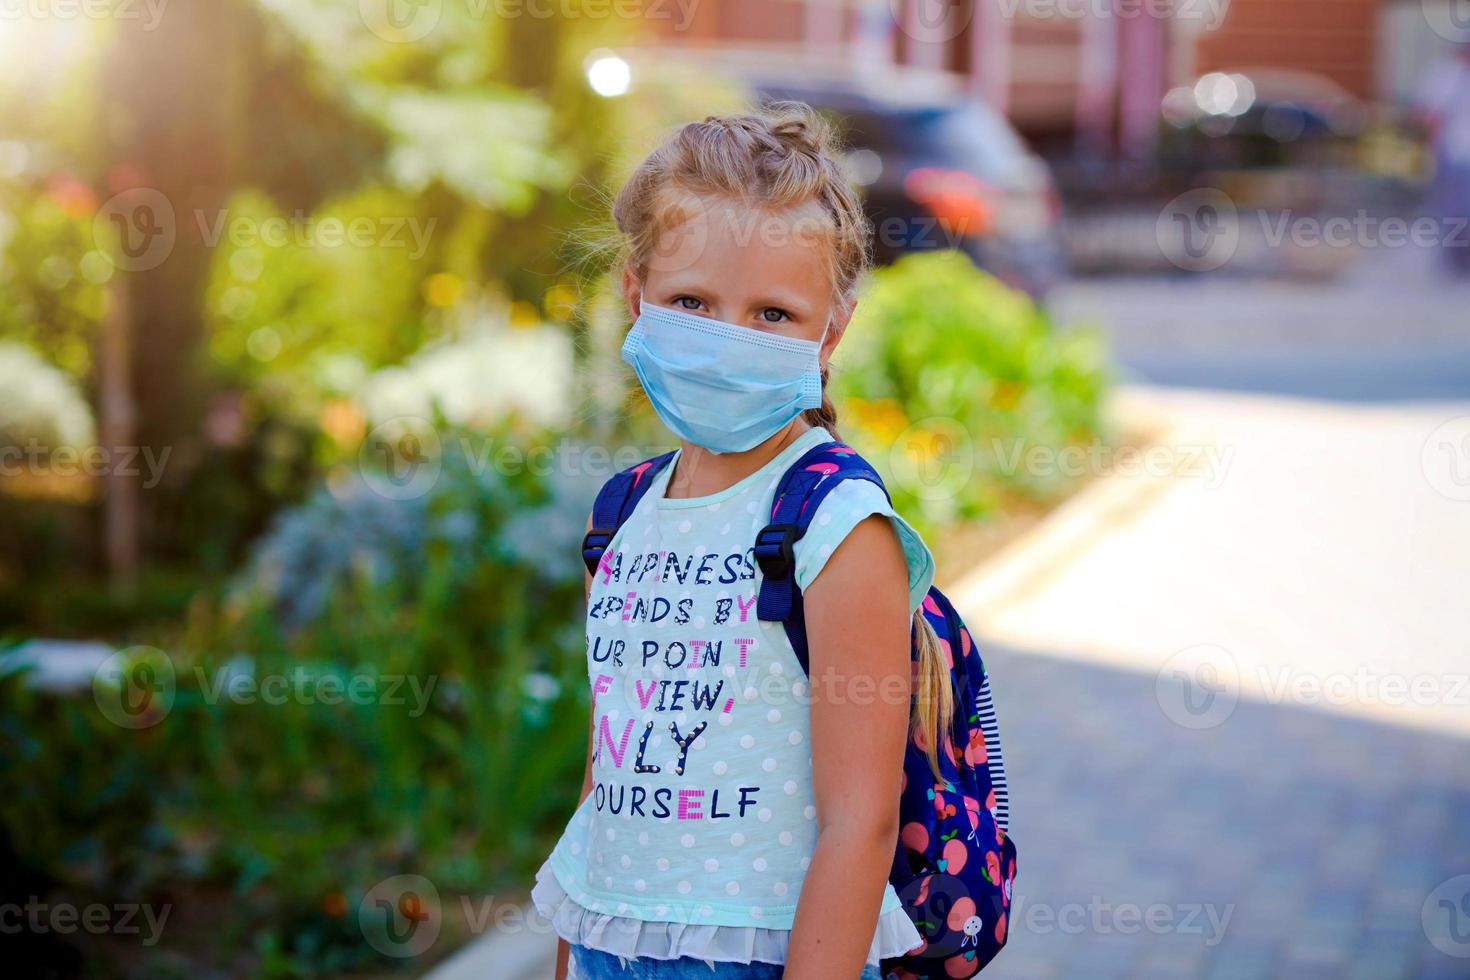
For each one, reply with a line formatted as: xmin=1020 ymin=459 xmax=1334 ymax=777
xmin=654 ymin=282 xmax=713 ymax=300
xmin=748 ymin=294 xmax=814 ymax=316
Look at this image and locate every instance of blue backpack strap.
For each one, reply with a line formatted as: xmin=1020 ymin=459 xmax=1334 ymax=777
xmin=581 ymin=451 xmax=678 ymax=575
xmin=754 ymin=440 xmax=889 ymax=674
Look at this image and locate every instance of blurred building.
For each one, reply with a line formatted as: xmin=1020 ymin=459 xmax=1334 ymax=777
xmin=649 ymin=0 xmax=1469 ymax=157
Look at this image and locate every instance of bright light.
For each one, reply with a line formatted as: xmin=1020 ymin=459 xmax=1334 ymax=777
xmin=585 ymin=53 xmax=631 ymax=98
xmin=844 ymin=148 xmax=883 ymax=186
xmin=1193 ymin=71 xmax=1256 ymax=117
xmin=1225 ymin=73 xmax=1256 ymax=117
xmin=1194 ymin=73 xmax=1238 ymax=116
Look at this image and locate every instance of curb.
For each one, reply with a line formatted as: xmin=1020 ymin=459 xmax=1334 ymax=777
xmin=423 ymin=907 xmax=557 ymax=980
xmin=947 ymin=386 xmax=1215 ymax=628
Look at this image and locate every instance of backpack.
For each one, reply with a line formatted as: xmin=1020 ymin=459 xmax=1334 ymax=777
xmin=582 ymin=440 xmax=1017 ymax=979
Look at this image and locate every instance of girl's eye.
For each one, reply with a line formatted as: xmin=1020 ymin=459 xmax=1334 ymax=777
xmin=759 ymin=308 xmax=791 ymax=323
xmin=674 ymin=296 xmax=704 ymax=311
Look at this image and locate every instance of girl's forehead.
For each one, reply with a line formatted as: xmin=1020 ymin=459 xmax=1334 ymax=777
xmin=649 ymin=195 xmax=833 ymax=296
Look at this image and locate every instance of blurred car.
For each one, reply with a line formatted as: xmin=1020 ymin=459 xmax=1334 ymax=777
xmin=612 ymin=48 xmax=1065 ymax=301
xmin=1160 ymin=69 xmax=1369 ymax=177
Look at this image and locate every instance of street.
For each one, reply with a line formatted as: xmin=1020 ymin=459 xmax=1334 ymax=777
xmin=1054 ymin=238 xmax=1470 ymax=402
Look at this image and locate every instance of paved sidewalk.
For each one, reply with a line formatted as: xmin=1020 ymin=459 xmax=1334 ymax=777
xmin=949 ymin=385 xmax=1470 ymax=978
xmin=952 ymin=386 xmax=1470 ymax=739
xmin=952 ymin=642 xmax=1470 ymax=980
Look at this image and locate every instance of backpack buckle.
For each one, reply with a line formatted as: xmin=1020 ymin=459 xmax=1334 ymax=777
xmin=753 ymin=523 xmax=798 ymax=580
xmin=582 ymin=527 xmax=617 ymax=573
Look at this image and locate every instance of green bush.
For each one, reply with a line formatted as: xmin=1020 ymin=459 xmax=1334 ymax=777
xmin=0 ymin=430 xmax=601 ymax=975
xmin=832 ymin=251 xmax=1111 ymax=535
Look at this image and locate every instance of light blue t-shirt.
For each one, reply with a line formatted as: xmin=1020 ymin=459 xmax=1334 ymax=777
xmin=541 ymin=426 xmax=935 ymax=931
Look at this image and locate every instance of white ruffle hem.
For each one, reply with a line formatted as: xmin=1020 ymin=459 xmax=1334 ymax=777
xmin=531 ymin=863 xmax=923 ymax=967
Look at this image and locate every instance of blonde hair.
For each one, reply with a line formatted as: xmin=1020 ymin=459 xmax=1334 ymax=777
xmin=613 ymin=102 xmax=954 ymax=773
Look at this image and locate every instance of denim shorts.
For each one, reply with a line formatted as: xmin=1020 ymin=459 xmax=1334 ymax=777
xmin=569 ymin=944 xmax=886 ymax=979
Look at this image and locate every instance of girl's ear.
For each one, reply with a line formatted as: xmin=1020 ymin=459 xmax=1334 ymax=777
xmin=819 ymin=299 xmax=854 ymax=369
xmin=622 ymin=265 xmax=643 ymax=321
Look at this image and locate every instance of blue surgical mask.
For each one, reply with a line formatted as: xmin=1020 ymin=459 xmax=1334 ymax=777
xmin=622 ymin=296 xmax=827 ymax=454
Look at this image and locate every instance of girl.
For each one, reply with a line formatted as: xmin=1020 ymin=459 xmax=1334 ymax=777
xmin=534 ymin=103 xmax=948 ymax=980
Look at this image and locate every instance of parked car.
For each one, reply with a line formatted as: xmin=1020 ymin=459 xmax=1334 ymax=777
xmin=1159 ymin=69 xmax=1368 ymax=177
xmin=610 ymin=48 xmax=1065 ymax=300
